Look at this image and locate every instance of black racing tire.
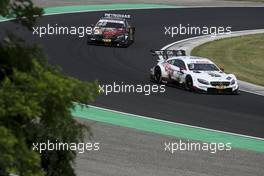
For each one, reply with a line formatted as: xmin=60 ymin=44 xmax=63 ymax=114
xmin=130 ymin=34 xmax=135 ymax=43
xmin=129 ymin=28 xmax=135 ymax=43
xmin=154 ymin=67 xmax=162 ymax=84
xmin=233 ymin=88 xmax=240 ymax=95
xmin=87 ymin=38 xmax=92 ymax=45
xmin=118 ymin=40 xmax=129 ymax=48
xmin=185 ymin=75 xmax=193 ymax=91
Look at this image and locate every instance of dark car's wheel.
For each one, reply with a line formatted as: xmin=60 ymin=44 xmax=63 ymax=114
xmin=154 ymin=67 xmax=162 ymax=84
xmin=118 ymin=40 xmax=129 ymax=48
xmin=129 ymin=28 xmax=135 ymax=43
xmin=87 ymin=38 xmax=92 ymax=44
xmin=185 ymin=75 xmax=193 ymax=91
xmin=87 ymin=36 xmax=95 ymax=45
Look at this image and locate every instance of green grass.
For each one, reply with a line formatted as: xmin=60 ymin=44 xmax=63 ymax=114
xmin=192 ymin=33 xmax=264 ymax=86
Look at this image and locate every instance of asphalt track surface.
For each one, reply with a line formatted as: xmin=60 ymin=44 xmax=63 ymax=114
xmin=1 ymin=7 xmax=264 ymax=137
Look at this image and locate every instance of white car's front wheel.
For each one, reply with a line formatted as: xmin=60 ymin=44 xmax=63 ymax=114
xmin=185 ymin=75 xmax=193 ymax=91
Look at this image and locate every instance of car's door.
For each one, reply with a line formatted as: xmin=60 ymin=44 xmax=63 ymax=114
xmin=165 ymin=59 xmax=179 ymax=80
xmin=163 ymin=59 xmax=176 ymax=77
xmin=177 ymin=60 xmax=187 ymax=83
xmin=170 ymin=59 xmax=186 ymax=82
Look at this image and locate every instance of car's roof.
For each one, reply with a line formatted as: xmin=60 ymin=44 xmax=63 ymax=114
xmin=168 ymin=56 xmax=214 ymax=64
xmin=100 ymin=17 xmax=126 ymax=22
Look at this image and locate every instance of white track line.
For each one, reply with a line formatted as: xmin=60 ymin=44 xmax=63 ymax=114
xmin=83 ymin=104 xmax=264 ymax=141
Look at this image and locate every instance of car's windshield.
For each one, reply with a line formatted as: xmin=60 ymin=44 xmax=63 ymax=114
xmin=188 ymin=63 xmax=219 ymax=71
xmin=96 ymin=21 xmax=124 ymax=28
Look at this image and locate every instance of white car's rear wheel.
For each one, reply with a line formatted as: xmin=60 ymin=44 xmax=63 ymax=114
xmin=154 ymin=67 xmax=162 ymax=84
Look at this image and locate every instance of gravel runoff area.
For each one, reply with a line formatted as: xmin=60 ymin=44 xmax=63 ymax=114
xmin=75 ymin=119 xmax=264 ymax=176
xmin=32 ymin=0 xmax=264 ymax=7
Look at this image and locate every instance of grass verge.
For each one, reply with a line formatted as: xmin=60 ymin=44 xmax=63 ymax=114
xmin=192 ymin=33 xmax=264 ymax=86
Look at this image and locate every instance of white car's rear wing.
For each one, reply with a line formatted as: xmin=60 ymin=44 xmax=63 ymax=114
xmin=150 ymin=49 xmax=186 ymax=61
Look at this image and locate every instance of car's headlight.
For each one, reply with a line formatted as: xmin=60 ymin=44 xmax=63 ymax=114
xmin=231 ymin=79 xmax=236 ymax=85
xmin=226 ymin=76 xmax=232 ymax=80
xmin=198 ymin=79 xmax=209 ymax=85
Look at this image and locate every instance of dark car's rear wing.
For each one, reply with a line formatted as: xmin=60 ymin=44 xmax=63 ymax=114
xmin=104 ymin=13 xmax=131 ymax=19
xmin=150 ymin=49 xmax=186 ymax=61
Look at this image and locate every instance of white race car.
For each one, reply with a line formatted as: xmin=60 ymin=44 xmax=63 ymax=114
xmin=150 ymin=50 xmax=239 ymax=94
